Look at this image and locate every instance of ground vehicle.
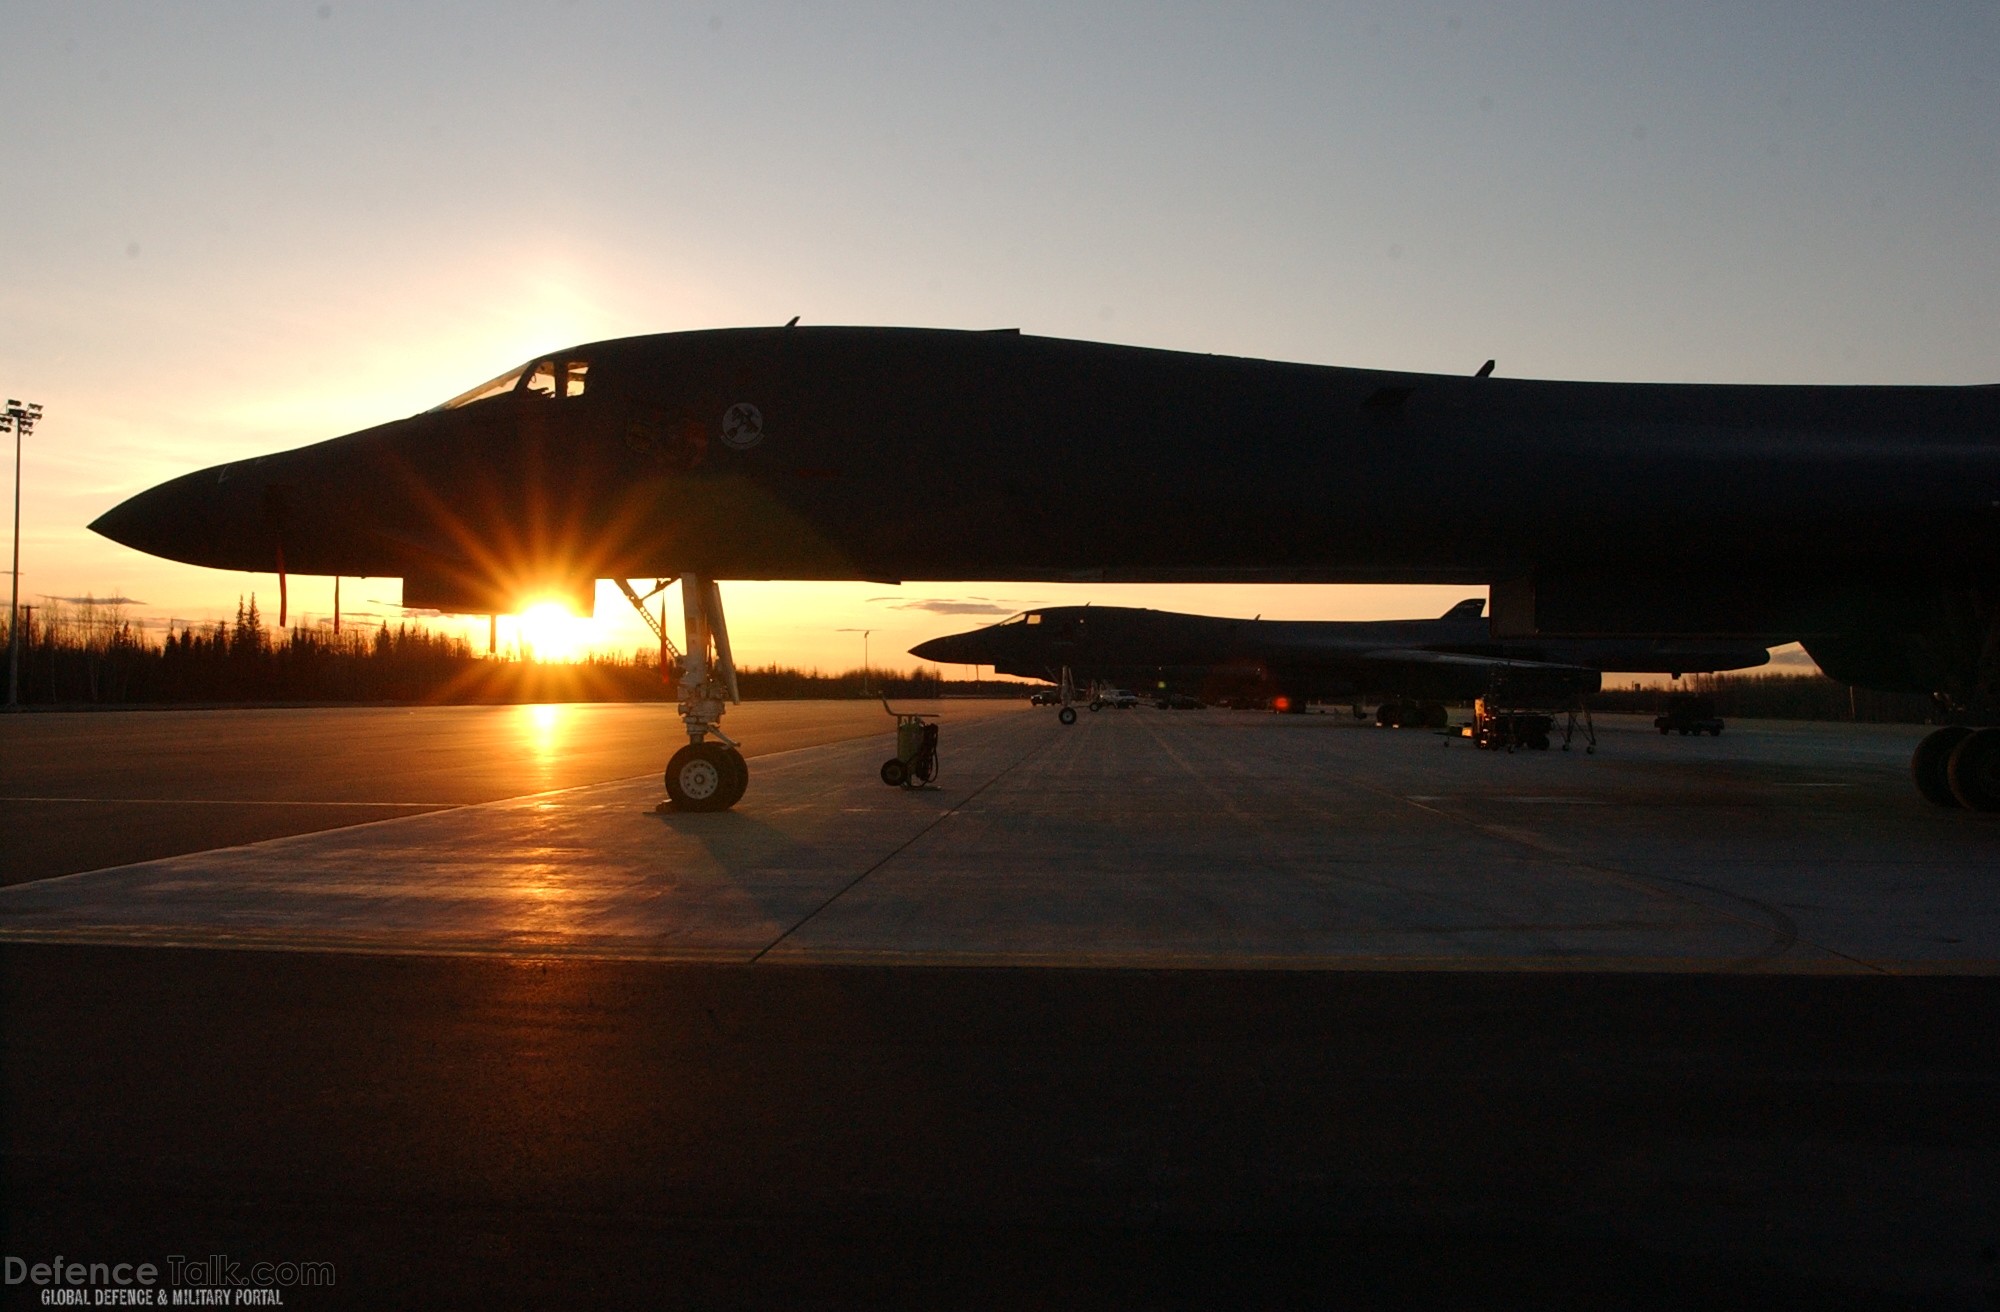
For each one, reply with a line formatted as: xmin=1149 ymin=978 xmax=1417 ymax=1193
xmin=1655 ymin=693 xmax=1725 ymax=737
xmin=1090 ymin=689 xmax=1139 ymax=710
xmin=1029 ymin=689 xmax=1061 ymax=706
xmin=1155 ymin=693 xmax=1205 ymax=709
xmin=1470 ymin=698 xmax=1554 ymax=751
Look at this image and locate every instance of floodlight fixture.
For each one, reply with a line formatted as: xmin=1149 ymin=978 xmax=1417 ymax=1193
xmin=7 ymin=398 xmax=42 ymax=707
xmin=837 ymin=627 xmax=875 ymax=694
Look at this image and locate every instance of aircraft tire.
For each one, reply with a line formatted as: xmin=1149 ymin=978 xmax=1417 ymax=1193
xmin=1912 ymin=727 xmax=1969 ymax=807
xmin=1090 ymin=701 xmax=1103 ymax=712
xmin=880 ymin=758 xmax=910 ymax=787
xmin=717 ymin=747 xmax=749 ymax=809
xmin=1058 ymin=707 xmax=1077 ymax=725
xmin=666 ymin=743 xmax=736 ymax=812
xmin=1945 ymin=728 xmax=2000 ymax=811
xmin=1419 ymin=702 xmax=1449 ymax=729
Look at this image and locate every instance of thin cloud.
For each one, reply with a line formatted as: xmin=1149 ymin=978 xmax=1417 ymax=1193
xmin=888 ymin=599 xmax=1023 ymax=616
xmin=41 ymin=594 xmax=146 ymax=606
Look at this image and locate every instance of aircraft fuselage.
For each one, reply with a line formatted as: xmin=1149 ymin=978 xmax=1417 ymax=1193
xmin=91 ymin=326 xmax=2000 ymax=638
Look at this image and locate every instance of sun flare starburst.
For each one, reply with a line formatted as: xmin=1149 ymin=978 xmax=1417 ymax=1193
xmin=515 ymin=601 xmax=592 ymax=663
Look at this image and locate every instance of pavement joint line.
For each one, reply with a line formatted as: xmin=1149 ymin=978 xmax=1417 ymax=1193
xmin=748 ymin=716 xmax=1058 ymax=964
xmin=0 ymin=925 xmax=1952 ymax=971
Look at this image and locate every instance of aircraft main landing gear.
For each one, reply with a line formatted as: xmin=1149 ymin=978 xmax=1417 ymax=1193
xmin=1905 ymin=598 xmax=2000 ymax=811
xmin=1376 ymin=700 xmax=1448 ymax=729
xmin=1914 ymin=725 xmax=2000 ymax=811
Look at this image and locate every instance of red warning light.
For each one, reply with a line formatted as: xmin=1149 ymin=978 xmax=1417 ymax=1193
xmin=1273 ymin=696 xmax=1292 ymax=712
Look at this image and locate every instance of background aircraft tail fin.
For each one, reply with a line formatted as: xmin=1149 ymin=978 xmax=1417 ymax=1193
xmin=1440 ymin=598 xmax=1486 ymax=621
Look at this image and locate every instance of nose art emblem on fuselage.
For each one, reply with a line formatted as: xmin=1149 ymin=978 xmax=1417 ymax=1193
xmin=720 ymin=402 xmax=765 ymax=450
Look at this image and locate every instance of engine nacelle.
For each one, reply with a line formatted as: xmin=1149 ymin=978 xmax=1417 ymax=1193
xmin=400 ymin=567 xmax=597 ymax=617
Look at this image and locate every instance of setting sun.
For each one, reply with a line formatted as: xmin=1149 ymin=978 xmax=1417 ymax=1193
xmin=514 ymin=602 xmax=592 ymax=663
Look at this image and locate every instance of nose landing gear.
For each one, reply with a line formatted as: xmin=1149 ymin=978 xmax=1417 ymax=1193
xmin=624 ymin=573 xmax=748 ymax=812
xmin=667 ymin=740 xmax=748 ymax=811
xmin=1056 ymin=664 xmax=1079 ymax=725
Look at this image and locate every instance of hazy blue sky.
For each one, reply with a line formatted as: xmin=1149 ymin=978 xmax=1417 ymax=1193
xmin=4 ymin=2 xmax=1995 ymax=667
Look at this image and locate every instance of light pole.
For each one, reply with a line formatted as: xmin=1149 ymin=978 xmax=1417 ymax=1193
xmin=837 ymin=627 xmax=873 ymax=696
xmin=4 ymin=399 xmax=43 ymax=710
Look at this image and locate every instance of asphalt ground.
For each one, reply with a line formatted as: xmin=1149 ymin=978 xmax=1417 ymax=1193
xmin=2 ymin=703 xmax=1997 ymax=1308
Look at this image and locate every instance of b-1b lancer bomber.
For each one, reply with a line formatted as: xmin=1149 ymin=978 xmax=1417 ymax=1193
xmin=910 ymin=599 xmax=1773 ymax=725
xmin=88 ymin=326 xmax=2000 ymax=810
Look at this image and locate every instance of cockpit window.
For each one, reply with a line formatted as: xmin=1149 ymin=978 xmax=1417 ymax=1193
xmin=1026 ymin=613 xmax=1042 ymax=624
xmin=431 ymin=358 xmax=589 ymax=411
xmin=433 ymin=363 xmax=529 ymax=411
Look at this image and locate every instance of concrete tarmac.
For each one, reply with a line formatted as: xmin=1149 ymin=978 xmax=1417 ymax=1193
xmin=3 ymin=702 xmax=1997 ymax=1307
xmin=0 ymin=699 xmax=1019 ymax=885
xmin=2 ymin=705 xmax=1992 ymax=971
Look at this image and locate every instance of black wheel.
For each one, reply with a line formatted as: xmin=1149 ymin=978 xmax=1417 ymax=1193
xmin=665 ymin=743 xmax=736 ymax=812
xmin=716 ymin=747 xmax=749 ymax=809
xmin=1530 ymin=733 xmax=1551 ymax=751
xmin=1090 ymin=701 xmax=1103 ymax=712
xmin=880 ymin=758 xmax=910 ymax=787
xmin=1058 ymin=707 xmax=1077 ymax=725
xmin=1912 ymin=726 xmax=1971 ymax=808
xmin=1946 ymin=727 xmax=2000 ymax=811
xmin=1376 ymin=703 xmax=1404 ymax=729
xmin=1419 ymin=702 xmax=1449 ymax=729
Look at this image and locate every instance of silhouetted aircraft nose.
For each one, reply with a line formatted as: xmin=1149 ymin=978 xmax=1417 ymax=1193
xmin=89 ymin=458 xmax=294 ymax=574
xmin=911 ymin=633 xmax=982 ymax=664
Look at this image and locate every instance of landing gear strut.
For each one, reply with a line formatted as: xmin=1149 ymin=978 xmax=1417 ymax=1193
xmin=623 ymin=574 xmax=747 ymax=812
xmin=1908 ymin=597 xmax=2000 ymax=811
xmin=1057 ymin=665 xmax=1079 ymax=725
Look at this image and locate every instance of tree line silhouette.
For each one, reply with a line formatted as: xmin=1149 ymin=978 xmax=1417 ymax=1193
xmin=1 ymin=595 xmax=1012 ymax=706
xmin=2 ymin=595 xmax=1935 ymax=721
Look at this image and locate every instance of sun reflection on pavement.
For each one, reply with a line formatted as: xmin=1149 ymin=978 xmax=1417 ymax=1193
xmin=519 ymin=702 xmax=570 ymax=767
